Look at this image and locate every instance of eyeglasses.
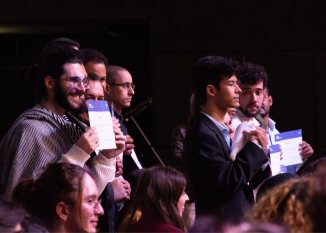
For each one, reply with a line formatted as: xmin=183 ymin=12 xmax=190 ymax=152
xmin=90 ymin=199 xmax=102 ymax=211
xmin=108 ymin=83 xmax=135 ymax=90
xmin=60 ymin=77 xmax=89 ymax=88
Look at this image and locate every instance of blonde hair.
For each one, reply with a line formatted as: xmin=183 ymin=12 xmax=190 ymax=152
xmin=245 ymin=178 xmax=313 ymax=233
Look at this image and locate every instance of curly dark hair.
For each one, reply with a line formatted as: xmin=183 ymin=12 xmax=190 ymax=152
xmin=81 ymin=49 xmax=108 ymax=67
xmin=235 ymin=62 xmax=268 ymax=88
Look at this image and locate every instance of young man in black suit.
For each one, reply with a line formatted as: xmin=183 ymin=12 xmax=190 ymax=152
xmin=184 ymin=56 xmax=270 ymax=224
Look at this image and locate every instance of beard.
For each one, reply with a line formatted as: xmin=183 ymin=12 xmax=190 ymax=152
xmin=239 ymin=103 xmax=260 ymax=118
xmin=259 ymin=106 xmax=270 ymax=118
xmin=53 ymin=82 xmax=87 ymax=114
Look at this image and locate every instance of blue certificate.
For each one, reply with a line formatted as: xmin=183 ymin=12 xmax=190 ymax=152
xmin=88 ymin=100 xmax=116 ymax=150
xmin=274 ymin=129 xmax=302 ymax=167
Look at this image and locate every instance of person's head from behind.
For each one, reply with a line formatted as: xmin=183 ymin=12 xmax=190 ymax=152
xmin=81 ymin=49 xmax=108 ymax=87
xmin=245 ymin=178 xmax=313 ymax=233
xmin=29 ymin=46 xmax=88 ymax=114
xmin=12 ymin=163 xmax=104 ymax=233
xmin=130 ymin=166 xmax=188 ymax=230
xmin=300 ymin=157 xmax=326 ymax=178
xmin=259 ymin=86 xmax=273 ymax=118
xmin=235 ymin=63 xmax=268 ymax=118
xmin=0 ymin=200 xmax=25 ymax=232
xmin=256 ymin=173 xmax=301 ymax=202
xmin=192 ymin=56 xmax=240 ymax=110
xmin=105 ymin=65 xmax=135 ymax=113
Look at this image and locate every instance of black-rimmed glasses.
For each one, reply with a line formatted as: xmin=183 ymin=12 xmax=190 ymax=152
xmin=60 ymin=77 xmax=89 ymax=88
xmin=108 ymin=83 xmax=135 ymax=90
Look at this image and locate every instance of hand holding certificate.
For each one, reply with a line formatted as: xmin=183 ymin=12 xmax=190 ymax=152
xmin=274 ymin=129 xmax=303 ymax=168
xmin=87 ymin=100 xmax=116 ymax=151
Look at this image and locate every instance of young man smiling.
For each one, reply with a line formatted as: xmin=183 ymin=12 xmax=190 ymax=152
xmin=0 ymin=46 xmax=124 ymax=201
xmin=184 ymin=56 xmax=270 ymax=224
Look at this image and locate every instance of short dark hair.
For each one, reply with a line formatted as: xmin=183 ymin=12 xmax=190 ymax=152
xmin=235 ymin=62 xmax=268 ymax=88
xmin=192 ymin=56 xmax=238 ymax=106
xmin=265 ymin=86 xmax=270 ymax=96
xmin=0 ymin=200 xmax=26 ymax=231
xmin=81 ymin=49 xmax=108 ymax=67
xmin=27 ymin=46 xmax=85 ymax=102
xmin=12 ymin=163 xmax=92 ymax=232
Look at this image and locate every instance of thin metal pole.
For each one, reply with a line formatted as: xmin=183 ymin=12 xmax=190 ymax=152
xmin=130 ymin=116 xmax=165 ymax=167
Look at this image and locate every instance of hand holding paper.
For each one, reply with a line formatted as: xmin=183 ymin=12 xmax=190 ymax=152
xmin=75 ymin=127 xmax=100 ymax=154
xmin=102 ymin=130 xmax=126 ymax=159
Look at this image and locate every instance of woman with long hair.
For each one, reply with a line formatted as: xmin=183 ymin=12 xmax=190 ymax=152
xmin=127 ymin=166 xmax=189 ymax=232
xmin=11 ymin=163 xmax=104 ymax=233
xmin=245 ymin=178 xmax=314 ymax=233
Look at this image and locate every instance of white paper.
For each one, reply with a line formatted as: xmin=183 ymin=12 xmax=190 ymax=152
xmin=270 ymin=144 xmax=281 ymax=176
xmin=230 ymin=121 xmax=256 ymax=160
xmin=131 ymin=149 xmax=143 ymax=169
xmin=88 ymin=100 xmax=116 ymax=150
xmin=274 ymin=129 xmax=302 ymax=166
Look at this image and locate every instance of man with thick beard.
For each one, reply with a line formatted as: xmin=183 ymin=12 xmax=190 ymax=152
xmin=0 ymin=46 xmax=125 ymax=201
xmin=232 ymin=63 xmax=267 ymax=131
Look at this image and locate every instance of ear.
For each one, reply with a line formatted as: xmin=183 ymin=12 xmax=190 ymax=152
xmin=104 ymin=83 xmax=110 ymax=95
xmin=269 ymin=95 xmax=273 ymax=106
xmin=206 ymin=85 xmax=216 ymax=97
xmin=56 ymin=202 xmax=69 ymax=222
xmin=44 ymin=76 xmax=55 ymax=90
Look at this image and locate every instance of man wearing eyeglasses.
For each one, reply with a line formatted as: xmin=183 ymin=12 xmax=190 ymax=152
xmin=0 ymin=46 xmax=124 ymax=201
xmin=105 ymin=65 xmax=141 ymax=175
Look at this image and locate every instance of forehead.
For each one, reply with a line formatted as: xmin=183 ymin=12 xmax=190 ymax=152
xmin=63 ymin=63 xmax=87 ymax=78
xmin=85 ymin=61 xmax=106 ymax=76
xmin=87 ymin=81 xmax=104 ymax=97
xmin=82 ymin=173 xmax=98 ymax=198
xmin=116 ymin=70 xmax=132 ymax=83
xmin=239 ymin=81 xmax=264 ymax=91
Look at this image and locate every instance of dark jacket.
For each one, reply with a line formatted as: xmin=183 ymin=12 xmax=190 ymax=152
xmin=184 ymin=113 xmax=270 ymax=224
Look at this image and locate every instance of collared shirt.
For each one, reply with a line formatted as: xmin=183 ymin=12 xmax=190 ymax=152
xmin=267 ymin=118 xmax=280 ymax=147
xmin=201 ymin=112 xmax=231 ymax=149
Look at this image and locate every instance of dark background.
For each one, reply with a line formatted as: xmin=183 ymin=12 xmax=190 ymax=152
xmin=0 ymin=0 xmax=324 ymax=166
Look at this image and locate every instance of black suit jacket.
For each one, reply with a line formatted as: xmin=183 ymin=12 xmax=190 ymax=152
xmin=184 ymin=113 xmax=270 ymax=224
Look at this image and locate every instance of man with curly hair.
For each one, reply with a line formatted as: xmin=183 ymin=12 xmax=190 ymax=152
xmin=232 ymin=62 xmax=268 ymax=131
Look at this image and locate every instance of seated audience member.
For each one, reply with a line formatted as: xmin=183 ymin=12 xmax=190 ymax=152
xmin=245 ymin=178 xmax=314 ymax=233
xmin=116 ymin=169 xmax=145 ymax=232
xmin=307 ymin=160 xmax=326 ymax=232
xmin=256 ymin=173 xmax=300 ymax=202
xmin=300 ymin=157 xmax=326 ymax=178
xmin=12 ymin=163 xmax=104 ymax=233
xmin=184 ymin=56 xmax=270 ymax=224
xmin=226 ymin=222 xmax=286 ymax=233
xmin=0 ymin=200 xmax=26 ymax=232
xmin=189 ymin=216 xmax=225 ymax=233
xmin=127 ymin=166 xmax=189 ymax=232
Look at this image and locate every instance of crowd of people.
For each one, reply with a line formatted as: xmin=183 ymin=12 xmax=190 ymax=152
xmin=0 ymin=38 xmax=325 ymax=233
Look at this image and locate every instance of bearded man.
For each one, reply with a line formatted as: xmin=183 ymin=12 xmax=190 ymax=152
xmin=0 ymin=45 xmax=125 ymax=200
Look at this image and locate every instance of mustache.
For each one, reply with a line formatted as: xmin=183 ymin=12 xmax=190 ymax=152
xmin=247 ymin=103 xmax=259 ymax=108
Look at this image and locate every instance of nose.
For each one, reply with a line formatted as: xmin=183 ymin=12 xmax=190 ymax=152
xmin=95 ymin=203 xmax=104 ymax=216
xmin=78 ymin=82 xmax=87 ymax=93
xmin=236 ymin=84 xmax=242 ymax=93
xmin=129 ymin=87 xmax=135 ymax=95
xmin=185 ymin=193 xmax=189 ymax=202
xmin=251 ymin=93 xmax=258 ymax=102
